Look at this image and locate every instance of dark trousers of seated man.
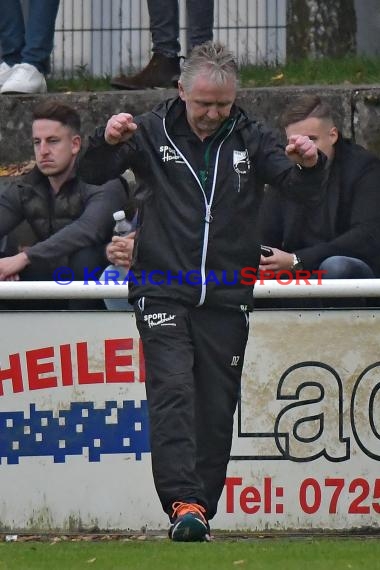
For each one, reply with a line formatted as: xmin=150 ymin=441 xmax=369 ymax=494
xmin=134 ymin=297 xmax=249 ymax=521
xmin=256 ymin=255 xmax=375 ymax=310
xmin=0 ymin=246 xmax=107 ymax=310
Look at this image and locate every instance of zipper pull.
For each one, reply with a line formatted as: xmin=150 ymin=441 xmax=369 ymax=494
xmin=205 ymin=205 xmax=213 ymax=223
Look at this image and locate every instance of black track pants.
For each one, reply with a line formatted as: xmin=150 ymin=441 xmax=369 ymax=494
xmin=134 ymin=297 xmax=249 ymax=520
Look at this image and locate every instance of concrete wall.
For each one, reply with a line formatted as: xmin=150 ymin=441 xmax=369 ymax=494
xmin=1 ymin=85 xmax=380 ymax=167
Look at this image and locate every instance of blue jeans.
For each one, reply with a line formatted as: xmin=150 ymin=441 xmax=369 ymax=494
xmin=100 ymin=265 xmax=134 ymax=311
xmin=0 ymin=0 xmax=60 ymax=74
xmin=256 ymin=256 xmax=375 ymax=310
xmin=147 ymin=0 xmax=213 ymax=57
xmin=318 ymin=256 xmax=375 ymax=279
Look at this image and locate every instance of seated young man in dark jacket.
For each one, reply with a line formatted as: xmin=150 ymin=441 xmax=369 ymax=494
xmin=259 ymin=94 xmax=380 ymax=306
xmin=0 ymin=99 xmax=127 ymax=309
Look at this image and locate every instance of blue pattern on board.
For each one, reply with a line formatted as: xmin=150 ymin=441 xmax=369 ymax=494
xmin=0 ymin=400 xmax=150 ymax=464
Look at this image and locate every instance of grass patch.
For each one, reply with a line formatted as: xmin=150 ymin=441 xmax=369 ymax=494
xmin=47 ymin=76 xmax=111 ymax=93
xmin=239 ymin=56 xmax=380 ymax=88
xmin=46 ymin=57 xmax=380 ymax=92
xmin=47 ymin=63 xmax=112 ymax=92
xmin=0 ymin=538 xmax=379 ymax=570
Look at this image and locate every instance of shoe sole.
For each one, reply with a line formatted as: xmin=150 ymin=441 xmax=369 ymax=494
xmin=1 ymin=89 xmax=47 ymax=94
xmin=110 ymin=76 xmax=179 ymax=90
xmin=110 ymin=84 xmax=174 ymax=90
xmin=170 ymin=514 xmax=209 ymax=542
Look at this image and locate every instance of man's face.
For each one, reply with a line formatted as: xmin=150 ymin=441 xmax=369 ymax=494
xmin=32 ymin=119 xmax=81 ymax=177
xmin=178 ymin=73 xmax=236 ymax=140
xmin=285 ymin=116 xmax=338 ymax=160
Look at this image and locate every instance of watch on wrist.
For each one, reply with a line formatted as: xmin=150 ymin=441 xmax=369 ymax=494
xmin=291 ymin=253 xmax=303 ymax=271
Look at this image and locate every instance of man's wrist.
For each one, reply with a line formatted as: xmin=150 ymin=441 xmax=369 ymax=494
xmin=290 ymin=253 xmax=303 ymax=271
xmin=297 ymin=149 xmax=326 ymax=171
xmin=19 ymin=251 xmax=31 ymax=267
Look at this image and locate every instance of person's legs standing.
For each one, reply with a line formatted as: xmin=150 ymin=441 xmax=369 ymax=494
xmin=135 ymin=298 xmax=207 ymax=512
xmin=1 ymin=0 xmax=60 ymax=94
xmin=191 ymin=306 xmax=248 ymax=519
xmin=22 ymin=0 xmax=60 ymax=75
xmin=0 ymin=0 xmax=25 ymax=67
xmin=148 ymin=0 xmax=180 ymax=57
xmin=135 ymin=298 xmax=248 ymax=539
xmin=0 ymin=0 xmax=25 ymax=87
xmin=186 ymin=0 xmax=213 ymax=50
xmin=110 ymin=0 xmax=181 ymax=89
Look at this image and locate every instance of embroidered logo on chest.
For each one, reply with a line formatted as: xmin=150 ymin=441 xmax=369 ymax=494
xmin=160 ymin=145 xmax=184 ymax=163
xmin=233 ymin=149 xmax=250 ymax=175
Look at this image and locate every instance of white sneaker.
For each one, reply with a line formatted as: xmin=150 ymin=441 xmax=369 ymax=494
xmin=1 ymin=63 xmax=47 ymax=94
xmin=0 ymin=62 xmax=14 ymax=87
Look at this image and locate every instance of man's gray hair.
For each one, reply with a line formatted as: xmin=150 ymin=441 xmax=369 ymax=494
xmin=180 ymin=41 xmax=238 ymax=91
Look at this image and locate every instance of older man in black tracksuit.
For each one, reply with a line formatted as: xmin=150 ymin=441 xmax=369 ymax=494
xmin=80 ymin=42 xmax=326 ymax=541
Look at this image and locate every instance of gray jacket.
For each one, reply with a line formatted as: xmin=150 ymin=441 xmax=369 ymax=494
xmin=0 ymin=167 xmax=127 ymax=263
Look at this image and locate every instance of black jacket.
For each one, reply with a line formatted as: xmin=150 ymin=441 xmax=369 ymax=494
xmin=259 ymin=136 xmax=380 ymax=275
xmin=0 ymin=168 xmax=127 ymax=263
xmin=80 ymin=97 xmax=325 ymax=310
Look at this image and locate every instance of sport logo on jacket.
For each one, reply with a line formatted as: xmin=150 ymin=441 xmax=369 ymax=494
xmin=160 ymin=145 xmax=184 ymax=164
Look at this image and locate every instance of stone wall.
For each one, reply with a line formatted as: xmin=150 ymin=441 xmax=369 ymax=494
xmin=1 ymin=85 xmax=380 ymax=166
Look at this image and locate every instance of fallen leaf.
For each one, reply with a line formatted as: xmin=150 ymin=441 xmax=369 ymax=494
xmin=0 ymin=160 xmax=35 ymax=177
xmin=271 ymin=72 xmax=284 ymax=81
xmin=233 ymin=561 xmax=246 ymax=566
xmin=86 ymin=558 xmax=96 ymax=564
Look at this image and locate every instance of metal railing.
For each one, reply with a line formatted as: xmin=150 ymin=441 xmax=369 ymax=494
xmin=0 ymin=280 xmax=380 ymax=300
xmin=51 ymin=0 xmax=287 ymax=78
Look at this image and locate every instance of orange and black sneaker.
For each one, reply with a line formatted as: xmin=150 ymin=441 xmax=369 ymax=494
xmin=169 ymin=501 xmax=211 ymax=542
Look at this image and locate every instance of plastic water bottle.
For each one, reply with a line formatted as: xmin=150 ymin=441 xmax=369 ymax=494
xmin=113 ymin=210 xmax=133 ymax=237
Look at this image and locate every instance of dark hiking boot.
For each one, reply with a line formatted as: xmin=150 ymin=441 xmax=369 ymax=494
xmin=110 ymin=53 xmax=181 ymax=90
xmin=168 ymin=502 xmax=211 ymax=542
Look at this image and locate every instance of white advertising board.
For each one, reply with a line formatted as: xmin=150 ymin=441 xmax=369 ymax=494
xmin=0 ymin=309 xmax=379 ymax=532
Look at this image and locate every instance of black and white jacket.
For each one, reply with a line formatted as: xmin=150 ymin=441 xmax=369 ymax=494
xmin=80 ymin=97 xmax=325 ymax=310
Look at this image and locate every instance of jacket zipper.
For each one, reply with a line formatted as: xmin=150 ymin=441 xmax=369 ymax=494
xmin=163 ymin=117 xmax=237 ymax=306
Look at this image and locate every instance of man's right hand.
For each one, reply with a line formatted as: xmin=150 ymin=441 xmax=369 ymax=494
xmin=104 ymin=113 xmax=138 ymax=145
xmin=0 ymin=252 xmax=30 ymax=281
xmin=106 ymin=232 xmax=136 ymax=267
